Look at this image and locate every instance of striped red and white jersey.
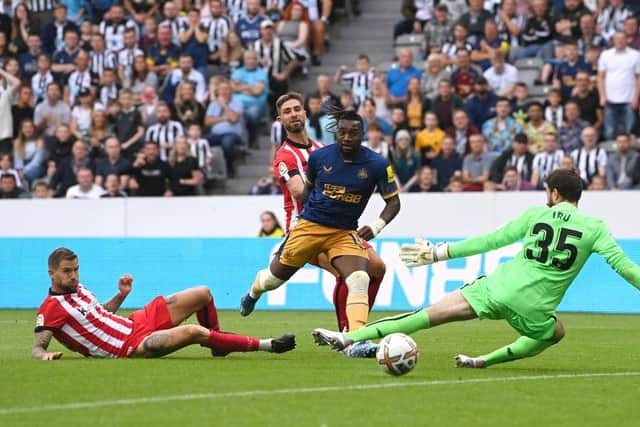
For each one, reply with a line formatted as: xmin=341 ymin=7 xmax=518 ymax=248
xmin=35 ymin=284 xmax=133 ymax=358
xmin=273 ymin=138 xmax=324 ymax=233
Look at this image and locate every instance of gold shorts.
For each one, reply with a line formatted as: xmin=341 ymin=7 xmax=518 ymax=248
xmin=277 ymin=219 xmax=369 ymax=268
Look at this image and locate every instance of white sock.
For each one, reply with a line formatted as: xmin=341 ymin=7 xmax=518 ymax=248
xmin=249 ymin=289 xmax=260 ymax=299
xmin=258 ymin=339 xmax=272 ymax=351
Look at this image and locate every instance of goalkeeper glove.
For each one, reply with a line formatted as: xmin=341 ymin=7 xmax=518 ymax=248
xmin=400 ymin=238 xmax=450 ymax=267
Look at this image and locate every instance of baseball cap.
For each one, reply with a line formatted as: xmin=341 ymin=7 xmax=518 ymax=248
xmin=260 ymin=19 xmax=274 ymax=29
xmin=395 ymin=129 xmax=411 ymax=143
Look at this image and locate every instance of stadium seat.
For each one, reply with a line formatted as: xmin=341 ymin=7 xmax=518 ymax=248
xmin=600 ymin=140 xmax=617 ymax=154
xmin=514 ymin=58 xmax=544 ymax=70
xmin=394 ymin=34 xmax=423 ymax=59
xmin=528 ymin=84 xmax=552 ymax=97
xmin=518 ymin=69 xmax=540 ymax=86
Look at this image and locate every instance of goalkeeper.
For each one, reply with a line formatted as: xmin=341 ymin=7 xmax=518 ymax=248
xmin=313 ymin=169 xmax=640 ymax=368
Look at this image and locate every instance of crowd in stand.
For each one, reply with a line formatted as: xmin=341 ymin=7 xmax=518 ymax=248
xmin=0 ymin=0 xmax=337 ymax=199
xmin=263 ymin=0 xmax=640 ymax=195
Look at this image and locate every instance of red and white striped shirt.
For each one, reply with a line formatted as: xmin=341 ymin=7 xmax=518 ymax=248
xmin=273 ymin=138 xmax=324 ymax=233
xmin=35 ymin=284 xmax=134 ymax=358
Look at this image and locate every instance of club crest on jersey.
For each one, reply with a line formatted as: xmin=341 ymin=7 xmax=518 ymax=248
xmin=278 ymin=162 xmax=290 ymax=180
xmin=323 ymin=165 xmax=333 ymax=173
xmin=358 ymin=168 xmax=368 ymax=179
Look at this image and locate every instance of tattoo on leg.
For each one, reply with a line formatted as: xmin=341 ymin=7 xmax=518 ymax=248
xmin=164 ymin=295 xmax=178 ymax=305
xmin=142 ymin=333 xmax=170 ymax=358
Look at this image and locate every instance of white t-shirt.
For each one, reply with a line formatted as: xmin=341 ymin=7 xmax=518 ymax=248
xmin=483 ymin=63 xmax=519 ymax=95
xmin=71 ymin=106 xmax=92 ymax=136
xmin=0 ymin=83 xmax=13 ymax=140
xmin=598 ymin=47 xmax=640 ymax=104
xmin=66 ymin=184 xmax=106 ymax=199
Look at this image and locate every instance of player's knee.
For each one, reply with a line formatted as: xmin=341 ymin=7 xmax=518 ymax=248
xmin=188 ymin=324 xmax=209 ymax=338
xmin=260 ymin=269 xmax=285 ymax=291
xmin=345 ymin=270 xmax=370 ymax=296
xmin=367 ymin=252 xmax=386 ymax=278
xmin=194 ymin=286 xmax=212 ymax=303
xmin=552 ymin=319 xmax=566 ymax=343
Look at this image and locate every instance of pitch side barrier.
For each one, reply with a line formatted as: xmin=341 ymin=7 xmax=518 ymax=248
xmin=1 ymin=193 xmax=639 ymax=312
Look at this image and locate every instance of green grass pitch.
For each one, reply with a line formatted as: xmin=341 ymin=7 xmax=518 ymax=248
xmin=1 ymin=310 xmax=639 ymax=427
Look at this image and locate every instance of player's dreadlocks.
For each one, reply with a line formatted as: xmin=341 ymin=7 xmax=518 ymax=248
xmin=325 ymin=108 xmax=364 ymax=134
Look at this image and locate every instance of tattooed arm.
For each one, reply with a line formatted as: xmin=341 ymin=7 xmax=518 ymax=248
xmin=103 ymin=275 xmax=133 ymax=313
xmin=32 ymin=330 xmax=63 ymax=360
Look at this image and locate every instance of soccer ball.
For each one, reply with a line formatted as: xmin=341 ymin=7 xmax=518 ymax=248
xmin=376 ymin=333 xmax=419 ymax=376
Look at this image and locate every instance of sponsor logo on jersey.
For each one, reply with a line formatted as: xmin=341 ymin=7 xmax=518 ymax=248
xmin=278 ymin=162 xmax=290 ymax=181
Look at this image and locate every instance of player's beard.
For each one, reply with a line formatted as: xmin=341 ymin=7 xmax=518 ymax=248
xmin=285 ymin=120 xmax=304 ymax=134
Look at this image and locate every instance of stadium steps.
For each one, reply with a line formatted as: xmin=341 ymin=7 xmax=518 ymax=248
xmin=223 ymin=0 xmax=399 ymax=194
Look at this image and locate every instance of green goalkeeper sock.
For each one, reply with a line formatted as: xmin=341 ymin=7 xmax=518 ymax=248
xmin=479 ymin=336 xmax=556 ymax=367
xmin=344 ymin=309 xmax=430 ymax=342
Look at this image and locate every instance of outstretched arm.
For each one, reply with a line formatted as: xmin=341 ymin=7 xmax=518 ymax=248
xmin=103 ymin=275 xmax=133 ymax=313
xmin=32 ymin=330 xmax=63 ymax=360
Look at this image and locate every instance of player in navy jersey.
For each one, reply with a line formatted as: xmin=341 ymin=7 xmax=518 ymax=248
xmin=241 ymin=109 xmax=401 ymax=333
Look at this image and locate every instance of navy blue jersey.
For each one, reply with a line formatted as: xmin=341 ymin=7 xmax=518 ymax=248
xmin=300 ymin=144 xmax=398 ymax=230
xmin=555 ymin=58 xmax=590 ymax=99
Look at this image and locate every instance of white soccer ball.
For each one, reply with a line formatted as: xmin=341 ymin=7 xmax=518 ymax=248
xmin=376 ymin=333 xmax=419 ymax=376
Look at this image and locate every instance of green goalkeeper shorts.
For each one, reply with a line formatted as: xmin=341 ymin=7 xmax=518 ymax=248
xmin=460 ymin=276 xmax=557 ymax=341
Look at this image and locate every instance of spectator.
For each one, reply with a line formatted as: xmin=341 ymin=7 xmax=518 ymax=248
xmin=521 ymin=101 xmax=556 ymax=153
xmin=441 ymin=23 xmax=474 ymax=66
xmin=597 ymin=0 xmax=631 ymax=44
xmin=339 ymin=88 xmax=355 ymax=111
xmin=31 ymin=181 xmax=53 ymax=199
xmin=517 ymin=0 xmax=553 ymax=59
xmin=415 ymin=111 xmax=445 ymax=164
xmin=544 ymin=88 xmax=564 ymax=129
xmin=250 ymin=174 xmax=280 ymax=195
xmin=570 ymin=126 xmax=607 ymax=186
xmin=51 ymin=28 xmax=81 ymax=86
xmin=99 ymin=4 xmax=138 ymax=52
xmin=65 ymin=167 xmax=105 ymax=199
xmin=140 ymin=15 xmax=158 ymax=52
xmin=173 ymin=81 xmax=205 ymax=129
xmin=51 ymin=139 xmax=93 ymax=196
xmin=483 ymin=49 xmax=519 ymax=98
xmin=68 ymin=88 xmax=94 ymax=145
xmin=231 ymin=50 xmax=268 ymax=150
xmin=117 ymin=27 xmax=143 ymax=84
xmin=31 ymin=53 xmax=54 ymax=104
xmin=204 ymin=0 xmax=232 ymax=67
xmin=446 ymin=109 xmax=479 ymax=156
xmin=65 ymin=49 xmax=92 ymax=105
xmin=0 ymin=153 xmax=21 ymax=187
xmin=423 ymin=4 xmax=452 ymax=55
xmin=439 ymin=0 xmax=468 ymax=23
xmin=621 ymin=15 xmax=640 ymax=51
xmin=113 ymin=89 xmax=144 ymax=160
xmin=387 ymin=48 xmax=422 ymax=105
xmin=552 ymin=0 xmax=590 ymax=40
xmin=205 ymin=78 xmax=244 ymax=177
xmin=162 ymin=53 xmax=207 ymax=105
xmin=431 ymin=80 xmax=464 ymax=129
xmin=89 ymin=33 xmax=118 ymax=86
xmin=407 ymin=165 xmax=441 ymax=192
xmin=12 ymin=3 xmax=40 ymax=56
xmin=235 ymin=0 xmax=267 ymax=47
xmin=304 ymin=0 xmax=331 ymax=66
xmin=96 ymin=67 xmax=119 ymax=109
xmin=489 ymin=132 xmax=534 ymax=184
xmin=45 ymin=124 xmax=76 ymax=166
xmin=394 ymin=0 xmax=433 ymax=39
xmin=577 ymin=12 xmax=606 ymax=56
xmin=305 ymin=93 xmax=334 ymax=145
xmin=95 ymin=137 xmax=132 ymax=191
xmin=496 ymin=0 xmax=524 ymax=59
xmin=19 ymin=33 xmax=42 ymax=81
xmin=363 ymin=122 xmax=390 ymax=161
xmin=496 ymin=165 xmax=536 ymax=191
xmin=553 ymin=39 xmax=590 ymax=101
xmin=530 ymin=132 xmax=564 ymax=189
xmin=462 ymin=134 xmax=494 ymax=191
xmin=101 ymin=173 xmax=128 ymax=197
xmin=0 ymin=173 xmax=29 ymax=199
xmin=125 ymin=55 xmax=159 ymax=99
xmin=430 ymin=135 xmax=462 ymax=188
xmin=597 ymin=31 xmax=640 ymax=140
xmin=147 ymin=24 xmax=180 ymax=81
xmin=390 ymin=106 xmax=411 ymax=142
xmin=219 ymin=30 xmax=245 ymax=75
xmin=88 ymin=109 xmax=113 ymax=156
xmin=258 ymin=211 xmax=285 ymax=237
xmin=559 ymin=154 xmax=575 ymax=170
xmin=187 ymin=123 xmax=226 ymax=181
xmin=335 ymin=54 xmax=375 ymax=110
xmin=605 ymin=132 xmax=637 ymax=189
xmin=13 ymin=119 xmax=46 ymax=183
xmin=34 ymin=82 xmax=71 ymax=136
xmin=405 ymin=76 xmax=429 ymax=133
xmin=588 ymin=174 xmax=606 ymax=190
xmin=178 ymin=8 xmax=210 ymax=79
xmin=145 ymin=101 xmax=184 ymax=162
xmin=169 ymin=136 xmax=203 ymax=196
xmin=41 ymin=4 xmax=77 ymax=55
xmin=557 ymin=100 xmax=590 ymax=153
xmin=447 ymin=175 xmax=464 ymax=192
xmin=139 ymin=84 xmax=159 ymax=125
xmin=277 ymin=1 xmax=312 ymax=66
xmin=306 ymin=74 xmax=340 ymax=112
xmin=160 ymin=1 xmax=184 ymax=45
xmin=361 ymin=97 xmax=393 ymax=142
xmin=130 ymin=142 xmax=172 ymax=197
xmin=449 ymin=48 xmax=480 ymax=100
xmin=458 ymin=0 xmax=492 ymax=45
xmin=510 ymin=82 xmax=529 ymax=118
xmin=392 ymin=129 xmax=420 ymax=190
xmin=471 ymin=19 xmax=508 ymax=71
xmin=254 ymin=19 xmax=298 ymax=119
xmin=482 ymin=97 xmax=522 ymax=153
xmin=570 ymin=70 xmax=603 ymax=131
xmin=421 ymin=53 xmax=450 ymax=100
xmin=464 ymin=77 xmax=498 ymax=129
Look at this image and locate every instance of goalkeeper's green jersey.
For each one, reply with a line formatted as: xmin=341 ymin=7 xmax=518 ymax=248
xmin=449 ymin=201 xmax=640 ymax=318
